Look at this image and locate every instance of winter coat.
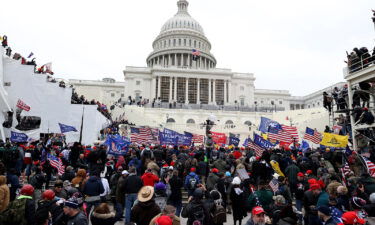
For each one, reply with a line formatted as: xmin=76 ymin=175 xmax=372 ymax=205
xmin=181 ymin=199 xmax=210 ymax=225
xmin=141 ymin=172 xmax=159 ymax=187
xmin=115 ymin=176 xmax=126 ymax=205
xmin=168 ymin=175 xmax=183 ymax=202
xmin=284 ymin=164 xmax=300 ymax=185
xmin=90 ymin=211 xmax=121 ymax=225
xmin=0 ymin=176 xmax=10 ymax=212
xmin=184 ymin=172 xmax=200 ymax=189
xmin=230 ymin=187 xmax=247 ymax=221
xmin=82 ymin=176 xmax=104 ymax=197
xmin=206 ymin=173 xmax=219 ymax=191
xmin=71 ymin=169 xmax=87 ymax=189
xmin=247 ymin=189 xmax=274 ymax=212
xmin=62 ymin=171 xmax=75 ymax=182
xmin=212 ymin=159 xmax=227 ymax=173
xmin=123 ymin=174 xmax=143 ymax=194
xmin=131 ymin=200 xmax=161 ymax=225
xmin=67 ymin=211 xmax=88 ymax=225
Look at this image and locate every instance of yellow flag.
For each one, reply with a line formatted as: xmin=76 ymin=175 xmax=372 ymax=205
xmin=320 ymin=133 xmax=348 ymax=148
xmin=261 ymin=133 xmax=268 ymax=140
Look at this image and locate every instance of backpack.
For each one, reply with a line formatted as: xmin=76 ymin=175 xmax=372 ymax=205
xmin=188 ymin=177 xmax=197 ymax=190
xmin=211 ymin=201 xmax=227 ymax=224
xmin=29 ymin=175 xmax=38 ymax=188
xmin=0 ymin=197 xmax=27 ymax=225
xmin=191 ymin=203 xmax=205 ymax=225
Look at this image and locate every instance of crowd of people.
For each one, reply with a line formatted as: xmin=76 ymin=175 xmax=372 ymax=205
xmin=346 ymin=47 xmax=375 ymax=74
xmin=71 ymin=91 xmax=111 ymax=120
xmin=0 ymin=122 xmax=374 ymax=225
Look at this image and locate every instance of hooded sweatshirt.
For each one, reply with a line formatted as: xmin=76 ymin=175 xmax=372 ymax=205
xmin=141 ymin=172 xmax=159 ymax=187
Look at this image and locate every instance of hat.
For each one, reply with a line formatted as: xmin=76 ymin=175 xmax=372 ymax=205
xmin=232 ymin=177 xmax=241 ymax=185
xmin=306 ymin=170 xmax=313 ymax=174
xmin=63 ymin=180 xmax=71 ymax=188
xmin=122 ymin=170 xmax=129 ymax=175
xmin=190 ymin=167 xmax=196 ymax=172
xmin=168 ymin=166 xmax=174 ymax=170
xmin=193 ymin=188 xmax=203 ymax=199
xmin=297 ymin=172 xmax=304 ymax=177
xmin=64 ymin=197 xmax=80 ymax=209
xmin=138 ymin=186 xmax=154 ymax=202
xmin=225 ymin=171 xmax=231 ymax=177
xmin=369 ymin=193 xmax=375 ymax=204
xmin=341 ymin=211 xmax=365 ymax=225
xmin=310 ymin=183 xmax=321 ymax=190
xmin=273 ymin=195 xmax=286 ymax=204
xmin=351 ymin=197 xmax=366 ymax=208
xmin=317 ymin=205 xmax=331 ymax=216
xmin=252 ymin=206 xmax=265 ymax=215
xmin=308 ymin=178 xmax=317 ymax=185
xmin=155 ymin=182 xmax=166 ymax=191
xmin=155 ymin=215 xmax=173 ymax=225
xmin=211 ymin=168 xmax=219 ymax=173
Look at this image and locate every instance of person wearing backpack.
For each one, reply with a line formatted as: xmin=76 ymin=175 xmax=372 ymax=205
xmin=29 ymin=167 xmax=46 ymax=204
xmin=181 ymin=188 xmax=209 ymax=225
xmin=184 ymin=167 xmax=200 ymax=197
xmin=0 ymin=184 xmax=36 ymax=225
xmin=205 ymin=190 xmax=227 ymax=225
xmin=36 ymin=190 xmax=66 ymax=225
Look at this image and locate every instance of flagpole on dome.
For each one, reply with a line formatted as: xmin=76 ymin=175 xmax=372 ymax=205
xmin=79 ymin=104 xmax=85 ymax=143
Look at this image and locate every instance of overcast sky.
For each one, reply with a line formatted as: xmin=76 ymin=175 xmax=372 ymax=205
xmin=1 ymin=0 xmax=374 ymax=96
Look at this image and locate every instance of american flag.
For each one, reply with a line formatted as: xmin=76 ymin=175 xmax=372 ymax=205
xmin=130 ymin=127 xmax=154 ymax=144
xmin=47 ymin=154 xmax=65 ymax=175
xmin=303 ymin=127 xmax=322 ymax=144
xmin=247 ymin=139 xmax=265 ymax=157
xmin=192 ymin=49 xmax=200 ymax=61
xmin=268 ymin=128 xmax=293 ymax=143
xmin=16 ymin=99 xmax=31 ymax=111
xmin=269 ymin=178 xmax=279 ymax=193
xmin=281 ymin=125 xmax=299 ymax=142
xmin=341 ymin=160 xmax=351 ymax=186
xmin=192 ymin=133 xmax=205 ymax=144
xmin=150 ymin=128 xmax=160 ymax=144
xmin=361 ymin=156 xmax=375 ymax=177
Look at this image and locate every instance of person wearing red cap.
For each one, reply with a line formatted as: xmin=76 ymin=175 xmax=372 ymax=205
xmin=141 ymin=168 xmax=160 ymax=187
xmin=245 ymin=206 xmax=269 ymax=225
xmin=206 ymin=168 xmax=220 ymax=191
xmin=184 ymin=167 xmax=201 ymax=197
xmin=341 ymin=211 xmax=366 ymax=225
xmin=295 ymin=172 xmax=307 ymax=224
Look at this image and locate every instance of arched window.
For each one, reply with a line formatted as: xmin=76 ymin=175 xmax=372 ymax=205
xmin=189 ymin=39 xmax=192 ymax=47
xmin=184 ymin=39 xmax=186 ymax=46
xmin=194 ymin=40 xmax=196 ymax=48
xmin=225 ymin=120 xmax=234 ymax=125
xmin=244 ymin=121 xmax=252 ymax=126
xmin=167 ymin=118 xmax=176 ymax=123
xmin=178 ymin=39 xmax=181 ymax=46
xmin=187 ymin=119 xmax=195 ymax=124
xmin=173 ymin=39 xmax=176 ymax=47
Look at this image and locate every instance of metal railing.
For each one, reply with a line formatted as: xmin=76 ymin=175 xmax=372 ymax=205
xmin=345 ymin=49 xmax=375 ymax=76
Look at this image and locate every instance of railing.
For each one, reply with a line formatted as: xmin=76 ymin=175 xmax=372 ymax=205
xmin=344 ymin=49 xmax=375 ymax=77
xmin=125 ymin=102 xmax=285 ymax=112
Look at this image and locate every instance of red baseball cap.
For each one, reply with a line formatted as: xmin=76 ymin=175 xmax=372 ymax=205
xmin=341 ymin=211 xmax=365 ymax=225
xmin=211 ymin=168 xmax=219 ymax=173
xmin=306 ymin=170 xmax=313 ymax=174
xmin=155 ymin=215 xmax=173 ymax=225
xmin=310 ymin=183 xmax=321 ymax=190
xmin=297 ymin=172 xmax=304 ymax=177
xmin=252 ymin=206 xmax=265 ymax=215
xmin=190 ymin=167 xmax=196 ymax=172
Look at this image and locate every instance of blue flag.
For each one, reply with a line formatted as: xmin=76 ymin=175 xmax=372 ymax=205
xmin=301 ymin=140 xmax=310 ymax=152
xmin=253 ymin=133 xmax=275 ymax=149
xmin=259 ymin=117 xmax=281 ymax=133
xmin=243 ymin=138 xmax=249 ymax=147
xmin=104 ymin=134 xmax=131 ymax=156
xmin=58 ymin=123 xmax=77 ymax=133
xmin=10 ymin=131 xmax=28 ymax=143
xmin=229 ymin=136 xmax=240 ymax=146
xmin=160 ymin=129 xmax=192 ymax=146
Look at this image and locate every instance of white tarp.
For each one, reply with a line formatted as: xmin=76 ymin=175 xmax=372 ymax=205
xmin=1 ymin=48 xmax=109 ymax=144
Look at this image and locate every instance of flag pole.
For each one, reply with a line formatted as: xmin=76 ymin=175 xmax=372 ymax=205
xmin=79 ymin=105 xmax=85 ymax=143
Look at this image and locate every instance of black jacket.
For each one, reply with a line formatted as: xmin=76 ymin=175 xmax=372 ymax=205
xmin=181 ymin=199 xmax=210 ymax=225
xmin=83 ymin=176 xmax=104 ymax=197
xmin=123 ymin=174 xmax=143 ymax=194
xmin=90 ymin=211 xmax=121 ymax=225
xmin=131 ymin=200 xmax=161 ymax=225
xmin=168 ymin=175 xmax=183 ymax=202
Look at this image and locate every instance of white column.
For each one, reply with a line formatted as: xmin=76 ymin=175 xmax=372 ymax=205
xmin=169 ymin=77 xmax=173 ymax=102
xmin=174 ymin=54 xmax=177 ymax=67
xmin=169 ymin=54 xmax=172 ymax=67
xmin=162 ymin=55 xmax=165 ymax=67
xmin=151 ymin=77 xmax=156 ymax=100
xmin=174 ymin=77 xmax=177 ymax=101
xmin=157 ymin=76 xmax=161 ymax=99
xmin=187 ymin=54 xmax=190 ymax=68
xmin=197 ymin=78 xmax=200 ymax=104
xmin=199 ymin=57 xmax=202 ymax=69
xmin=224 ymin=80 xmax=227 ymax=105
xmin=228 ymin=81 xmax=232 ymax=105
xmin=213 ymin=79 xmax=216 ymax=105
xmin=208 ymin=79 xmax=212 ymax=104
xmin=185 ymin=78 xmax=189 ymax=104
xmin=181 ymin=54 xmax=184 ymax=67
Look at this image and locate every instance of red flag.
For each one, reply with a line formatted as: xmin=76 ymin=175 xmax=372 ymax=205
xmin=211 ymin=132 xmax=227 ymax=145
xmin=16 ymin=99 xmax=31 ymax=111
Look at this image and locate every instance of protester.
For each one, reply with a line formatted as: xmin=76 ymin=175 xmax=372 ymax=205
xmin=63 ymin=197 xmax=88 ymax=225
xmin=0 ymin=175 xmax=10 ymax=212
xmin=90 ymin=203 xmax=121 ymax=225
xmin=131 ymin=185 xmax=161 ymax=225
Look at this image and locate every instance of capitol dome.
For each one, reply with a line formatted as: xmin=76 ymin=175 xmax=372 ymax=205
xmin=147 ymin=0 xmax=216 ymax=70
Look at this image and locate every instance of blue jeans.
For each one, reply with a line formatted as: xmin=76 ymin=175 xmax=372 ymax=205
xmin=125 ymin=193 xmax=137 ymax=224
xmin=296 ymin=199 xmax=303 ymax=222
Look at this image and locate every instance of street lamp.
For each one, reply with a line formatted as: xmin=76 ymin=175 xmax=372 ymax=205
xmin=254 ymin=101 xmax=257 ymax=112
xmin=205 ymin=114 xmax=216 ymax=159
xmin=271 ymin=101 xmax=276 ymax=112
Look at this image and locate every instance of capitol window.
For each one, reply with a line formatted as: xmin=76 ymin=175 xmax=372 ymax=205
xmin=179 ymin=39 xmax=181 ymax=46
xmin=240 ymin=86 xmax=244 ymax=91
xmin=279 ymin=101 xmax=282 ymax=105
xmin=184 ymin=39 xmax=186 ymax=46
xmin=111 ymin=93 xmax=115 ymax=97
xmin=173 ymin=39 xmax=176 ymax=46
xmin=136 ymin=81 xmax=141 ymax=85
xmin=194 ymin=40 xmax=196 ymax=48
xmin=189 ymin=39 xmax=192 ymax=46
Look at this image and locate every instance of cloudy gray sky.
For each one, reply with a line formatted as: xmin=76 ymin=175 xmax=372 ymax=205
xmin=1 ymin=0 xmax=374 ymax=96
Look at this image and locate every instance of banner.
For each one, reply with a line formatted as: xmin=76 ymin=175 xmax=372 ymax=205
xmin=253 ymin=133 xmax=275 ymax=149
xmin=10 ymin=131 xmax=28 ymax=143
xmin=159 ymin=129 xmax=192 ymax=146
xmin=104 ymin=134 xmax=131 ymax=156
xmin=259 ymin=117 xmax=281 ymax=133
xmin=58 ymin=123 xmax=78 ymax=133
xmin=320 ymin=133 xmax=349 ymax=148
xmin=229 ymin=136 xmax=240 ymax=146
xmin=211 ymin=132 xmax=227 ymax=145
